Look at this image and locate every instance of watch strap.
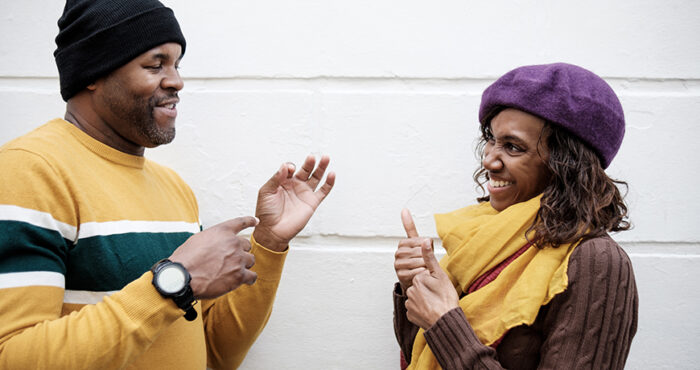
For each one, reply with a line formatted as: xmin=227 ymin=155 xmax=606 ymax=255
xmin=151 ymin=258 xmax=198 ymax=321
xmin=172 ymin=284 xmax=198 ymax=321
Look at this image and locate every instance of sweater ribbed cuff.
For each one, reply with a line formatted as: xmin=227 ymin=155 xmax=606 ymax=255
xmin=424 ymin=307 xmax=497 ymax=370
xmin=104 ymin=272 xmax=186 ymax=339
xmin=249 ymin=235 xmax=288 ymax=282
xmin=393 ymin=282 xmax=420 ymax=365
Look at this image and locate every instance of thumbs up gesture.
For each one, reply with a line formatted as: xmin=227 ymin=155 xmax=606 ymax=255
xmin=404 ymin=233 xmax=460 ymax=330
xmin=394 ymin=209 xmax=433 ymax=292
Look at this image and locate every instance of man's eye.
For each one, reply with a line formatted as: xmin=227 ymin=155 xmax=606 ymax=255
xmin=146 ymin=65 xmax=162 ymax=70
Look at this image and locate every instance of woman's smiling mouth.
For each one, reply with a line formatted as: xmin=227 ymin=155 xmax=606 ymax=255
xmin=489 ymin=179 xmax=514 ymax=188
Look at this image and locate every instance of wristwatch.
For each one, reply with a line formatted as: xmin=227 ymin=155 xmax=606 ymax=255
xmin=151 ymin=259 xmax=198 ymax=321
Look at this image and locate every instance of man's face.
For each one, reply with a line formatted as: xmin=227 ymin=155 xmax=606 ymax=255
xmin=92 ymin=42 xmax=183 ymax=148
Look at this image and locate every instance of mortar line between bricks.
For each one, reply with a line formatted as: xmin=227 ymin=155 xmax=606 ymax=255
xmin=1 ymin=76 xmax=700 ymax=95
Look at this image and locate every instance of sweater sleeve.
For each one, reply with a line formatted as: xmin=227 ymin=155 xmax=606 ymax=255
xmin=419 ymin=237 xmax=638 ymax=370
xmin=0 ymin=271 xmax=183 ymax=369
xmin=0 ymin=149 xmax=185 ymax=369
xmin=202 ymin=236 xmax=287 ymax=369
xmin=538 ymin=237 xmax=638 ymax=369
xmin=424 ymin=308 xmax=502 ymax=369
xmin=393 ymin=283 xmax=420 ymax=364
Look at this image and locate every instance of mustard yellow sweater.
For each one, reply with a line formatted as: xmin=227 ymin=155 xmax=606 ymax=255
xmin=0 ymin=119 xmax=287 ymax=369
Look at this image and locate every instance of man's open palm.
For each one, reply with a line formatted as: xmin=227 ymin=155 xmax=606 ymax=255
xmin=253 ymin=155 xmax=335 ymax=251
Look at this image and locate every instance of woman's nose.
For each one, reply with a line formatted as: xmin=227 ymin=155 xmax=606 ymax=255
xmin=483 ymin=146 xmax=503 ymax=171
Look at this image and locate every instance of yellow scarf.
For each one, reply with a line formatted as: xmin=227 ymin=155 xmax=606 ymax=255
xmin=407 ymin=195 xmax=579 ymax=369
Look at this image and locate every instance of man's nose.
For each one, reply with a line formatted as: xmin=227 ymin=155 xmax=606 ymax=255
xmin=162 ymin=67 xmax=184 ymax=91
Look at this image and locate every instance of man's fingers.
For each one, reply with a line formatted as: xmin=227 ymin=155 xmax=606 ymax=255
xmin=221 ymin=216 xmax=259 ymax=234
xmin=315 ymin=171 xmax=335 ymax=202
xmin=242 ymin=238 xmax=252 ymax=252
xmin=242 ymin=270 xmax=258 ymax=286
xmin=294 ymin=155 xmax=317 ymax=182
xmin=244 ymin=252 xmax=255 ymax=269
xmin=306 ymin=155 xmax=330 ymax=189
xmin=401 ymin=209 xmax=419 ymax=238
xmin=421 ymin=239 xmax=441 ymax=274
xmin=261 ymin=163 xmax=295 ymax=192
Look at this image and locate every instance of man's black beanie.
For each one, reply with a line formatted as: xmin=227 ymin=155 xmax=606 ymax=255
xmin=54 ymin=0 xmax=186 ymax=101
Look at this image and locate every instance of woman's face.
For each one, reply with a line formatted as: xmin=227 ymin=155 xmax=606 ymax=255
xmin=483 ymin=108 xmax=551 ymax=212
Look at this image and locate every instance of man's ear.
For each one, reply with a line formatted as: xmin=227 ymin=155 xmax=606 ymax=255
xmin=87 ymin=77 xmax=103 ymax=91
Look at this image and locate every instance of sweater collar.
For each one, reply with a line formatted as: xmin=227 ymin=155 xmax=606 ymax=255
xmin=53 ymin=118 xmax=146 ymax=169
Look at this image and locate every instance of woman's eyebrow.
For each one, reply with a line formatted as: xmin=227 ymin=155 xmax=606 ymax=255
xmin=497 ymin=134 xmax=527 ymax=145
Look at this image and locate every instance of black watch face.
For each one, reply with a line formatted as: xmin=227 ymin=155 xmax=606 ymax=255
xmin=156 ymin=265 xmax=187 ymax=294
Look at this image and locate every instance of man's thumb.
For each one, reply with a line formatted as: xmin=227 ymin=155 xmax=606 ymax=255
xmin=421 ymin=239 xmax=440 ymax=274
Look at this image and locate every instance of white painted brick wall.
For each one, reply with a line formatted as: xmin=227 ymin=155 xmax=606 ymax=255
xmin=1 ymin=1 xmax=699 ymax=368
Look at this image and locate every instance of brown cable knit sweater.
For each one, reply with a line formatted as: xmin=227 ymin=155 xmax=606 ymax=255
xmin=394 ymin=235 xmax=638 ymax=369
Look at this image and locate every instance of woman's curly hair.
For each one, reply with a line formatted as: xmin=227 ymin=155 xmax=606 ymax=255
xmin=473 ymin=113 xmax=631 ymax=248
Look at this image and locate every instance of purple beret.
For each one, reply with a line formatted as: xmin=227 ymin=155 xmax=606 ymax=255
xmin=479 ymin=63 xmax=625 ymax=168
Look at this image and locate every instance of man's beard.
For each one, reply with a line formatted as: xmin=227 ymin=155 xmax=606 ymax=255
xmin=135 ymin=97 xmax=176 ymax=146
xmin=109 ymin=94 xmax=177 ymax=147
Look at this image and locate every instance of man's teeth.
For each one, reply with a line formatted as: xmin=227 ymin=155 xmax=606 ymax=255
xmin=159 ymin=104 xmax=175 ymax=109
xmin=490 ymin=179 xmax=513 ymax=188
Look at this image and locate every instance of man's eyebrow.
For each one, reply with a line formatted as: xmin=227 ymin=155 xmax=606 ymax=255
xmin=149 ymin=53 xmax=183 ymax=62
xmin=151 ymin=53 xmax=170 ymax=61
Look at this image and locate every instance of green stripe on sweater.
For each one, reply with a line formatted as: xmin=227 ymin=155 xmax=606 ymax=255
xmin=0 ymin=220 xmax=69 ymax=274
xmin=66 ymin=232 xmax=193 ymax=291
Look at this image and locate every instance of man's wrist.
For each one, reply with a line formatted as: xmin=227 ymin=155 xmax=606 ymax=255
xmin=151 ymin=259 xmax=198 ymax=321
xmin=252 ymin=228 xmax=289 ymax=252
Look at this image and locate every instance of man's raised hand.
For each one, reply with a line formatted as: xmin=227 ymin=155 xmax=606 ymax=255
xmin=253 ymin=155 xmax=335 ymax=252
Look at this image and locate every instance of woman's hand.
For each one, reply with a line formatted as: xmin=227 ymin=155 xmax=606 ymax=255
xmin=395 ymin=209 xmax=432 ymax=292
xmin=405 ymin=241 xmax=460 ymax=330
xmin=253 ymin=155 xmax=335 ymax=252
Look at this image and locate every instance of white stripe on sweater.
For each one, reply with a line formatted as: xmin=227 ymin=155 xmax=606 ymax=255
xmin=78 ymin=220 xmax=200 ymax=239
xmin=63 ymin=289 xmax=118 ymax=304
xmin=0 ymin=271 xmax=65 ymax=289
xmin=0 ymin=204 xmax=200 ymax=241
xmin=0 ymin=204 xmax=77 ymax=241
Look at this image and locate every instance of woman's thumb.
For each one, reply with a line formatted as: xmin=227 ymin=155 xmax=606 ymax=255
xmin=421 ymin=239 xmax=441 ymax=274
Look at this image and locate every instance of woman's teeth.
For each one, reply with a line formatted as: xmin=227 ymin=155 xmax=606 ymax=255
xmin=490 ymin=179 xmax=513 ymax=188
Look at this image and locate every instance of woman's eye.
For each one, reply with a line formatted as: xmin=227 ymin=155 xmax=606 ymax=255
xmin=505 ymin=143 xmax=523 ymax=153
